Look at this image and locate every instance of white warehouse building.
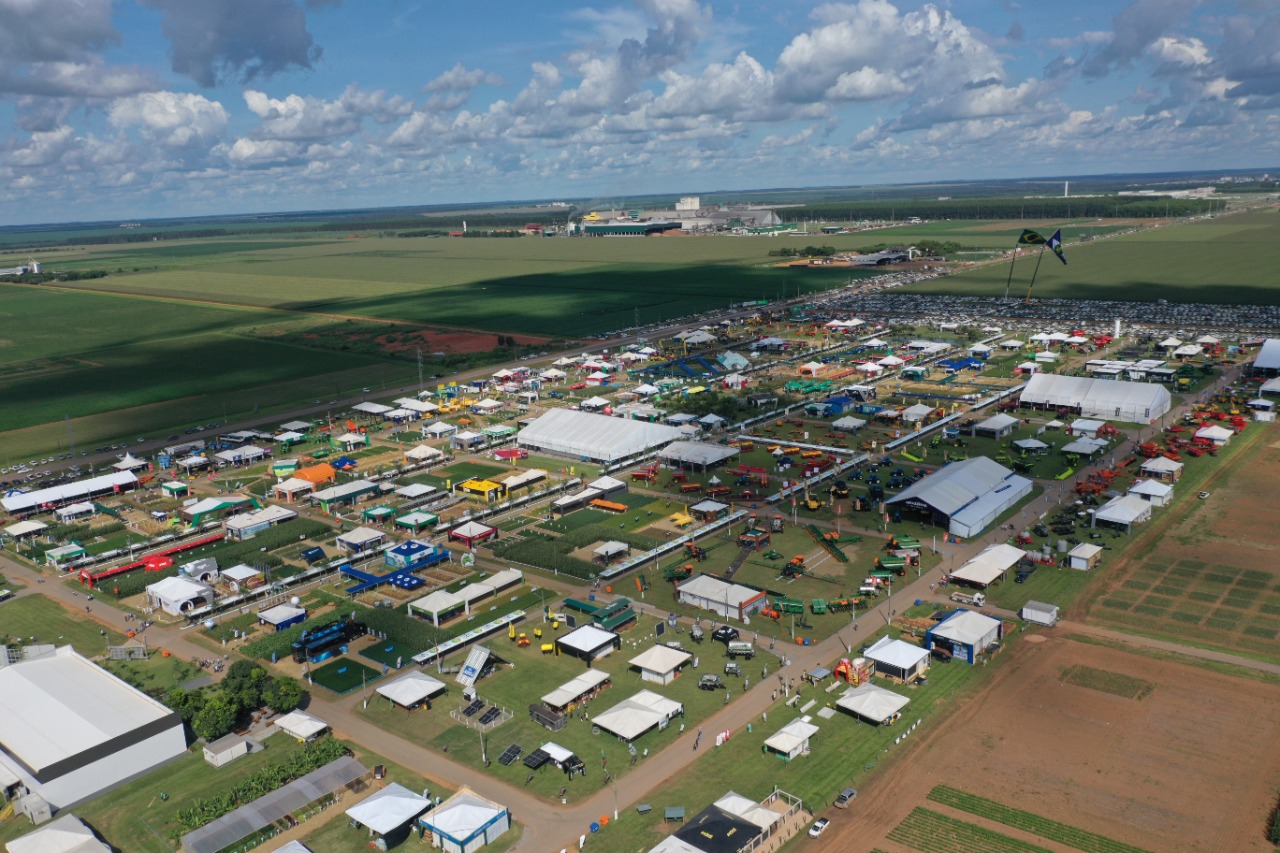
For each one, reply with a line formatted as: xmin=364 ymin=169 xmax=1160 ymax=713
xmin=0 ymin=647 xmax=186 ymax=819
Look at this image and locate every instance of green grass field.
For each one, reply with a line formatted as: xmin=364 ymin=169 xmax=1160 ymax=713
xmin=888 ymin=807 xmax=1055 ymax=853
xmin=309 ymin=658 xmax=383 ymax=694
xmin=1058 ymin=665 xmax=1156 ymax=700
xmin=909 ymin=210 xmax=1280 ymax=303
xmin=0 ymin=594 xmax=124 ymax=654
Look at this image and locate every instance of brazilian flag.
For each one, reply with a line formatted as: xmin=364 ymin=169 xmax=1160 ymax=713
xmin=1017 ymin=229 xmax=1046 ymax=245
xmin=1046 ymin=229 xmax=1068 ymax=265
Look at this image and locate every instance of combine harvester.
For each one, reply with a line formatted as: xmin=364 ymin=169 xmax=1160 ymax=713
xmin=79 ymin=532 xmax=224 ymax=588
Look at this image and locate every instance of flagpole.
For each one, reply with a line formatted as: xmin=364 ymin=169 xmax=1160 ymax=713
xmin=1024 ymin=244 xmax=1048 ymax=304
xmin=1003 ymin=243 xmax=1020 ymax=302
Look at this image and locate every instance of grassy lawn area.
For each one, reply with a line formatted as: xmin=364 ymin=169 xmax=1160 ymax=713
xmin=0 ymin=594 xmax=124 ymax=655
xmin=980 ymin=564 xmax=1097 ymax=612
xmin=310 ymin=658 xmax=384 ymax=694
xmin=103 ymin=654 xmax=205 ymax=698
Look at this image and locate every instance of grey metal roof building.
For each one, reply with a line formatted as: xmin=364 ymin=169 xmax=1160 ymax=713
xmin=886 ymin=457 xmax=1032 ymax=538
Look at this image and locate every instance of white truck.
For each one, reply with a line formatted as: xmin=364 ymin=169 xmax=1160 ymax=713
xmin=949 ymin=591 xmax=986 ymax=607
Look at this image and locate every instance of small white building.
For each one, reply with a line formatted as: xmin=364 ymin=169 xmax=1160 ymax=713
xmin=1194 ymin=424 xmax=1233 ymax=446
xmin=273 ymin=710 xmax=328 ymax=742
xmin=762 ymin=718 xmax=820 ymax=760
xmin=628 ymin=645 xmax=693 ymax=686
xmin=1066 ymin=543 xmax=1103 ymax=571
xmin=1128 ymin=479 xmax=1174 ymax=506
xmin=203 ymin=733 xmax=253 ymax=768
xmin=1020 ymin=600 xmax=1059 ymax=627
xmin=863 ymin=636 xmax=930 ymax=682
xmin=1139 ymin=455 xmax=1183 ymax=483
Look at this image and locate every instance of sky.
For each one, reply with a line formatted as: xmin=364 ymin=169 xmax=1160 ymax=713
xmin=0 ymin=0 xmax=1277 ymax=224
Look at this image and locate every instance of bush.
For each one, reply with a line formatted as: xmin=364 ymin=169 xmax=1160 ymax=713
xmin=1270 ymin=794 xmax=1280 ymax=844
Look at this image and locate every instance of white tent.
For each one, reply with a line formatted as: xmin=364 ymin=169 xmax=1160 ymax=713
xmin=376 ymin=671 xmax=447 ymax=709
xmin=836 ymin=683 xmax=910 ymax=724
xmin=517 ymin=408 xmax=681 ymax=462
xmin=6 ymin=815 xmax=111 ymax=853
xmin=864 ymin=637 xmax=930 ymax=681
xmin=628 ymin=645 xmax=692 ymax=685
xmin=346 ymin=783 xmax=431 ymax=835
xmin=1020 ymin=373 xmax=1171 ymax=421
xmin=408 ymin=589 xmax=465 ymax=626
xmin=950 ymin=543 xmax=1025 ymax=587
xmin=1094 ymin=494 xmax=1152 ymax=529
xmin=831 ymin=416 xmax=867 ymax=432
xmin=420 ymin=788 xmax=510 ymax=853
xmin=1128 ymin=479 xmax=1173 ymax=506
xmin=146 ymin=576 xmax=212 ymax=615
xmin=1195 ymin=425 xmax=1233 ymax=445
xmin=405 ymin=444 xmax=445 ymax=461
xmin=762 ymin=718 xmax=819 ymax=760
xmin=273 ymin=710 xmax=328 ymax=741
xmin=593 ymin=690 xmax=684 ymax=741
xmin=424 ymin=422 xmax=457 ymax=437
xmin=541 ymin=670 xmax=611 ymax=710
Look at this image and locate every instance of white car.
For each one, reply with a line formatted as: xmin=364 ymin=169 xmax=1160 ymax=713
xmin=809 ymin=818 xmax=830 ymax=838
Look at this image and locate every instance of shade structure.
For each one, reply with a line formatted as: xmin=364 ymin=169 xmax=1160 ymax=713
xmin=517 ymin=408 xmax=681 ymax=462
xmin=593 ymin=690 xmax=684 ymax=741
xmin=763 ymin=718 xmax=819 ymax=759
xmin=420 ymin=788 xmax=510 ymax=853
xmin=345 ymin=783 xmax=432 ymax=835
xmin=836 ymin=682 xmax=910 ymax=724
xmin=376 ymin=671 xmax=447 ymax=708
xmin=1019 ymin=373 xmax=1170 ymax=421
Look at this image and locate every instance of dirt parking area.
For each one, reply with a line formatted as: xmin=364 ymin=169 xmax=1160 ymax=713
xmin=813 ymin=635 xmax=1280 ymax=853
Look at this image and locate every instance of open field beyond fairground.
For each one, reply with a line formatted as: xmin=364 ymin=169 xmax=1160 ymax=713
xmin=908 ymin=208 xmax=1280 ymax=304
xmin=807 ymin=635 xmax=1280 ymax=853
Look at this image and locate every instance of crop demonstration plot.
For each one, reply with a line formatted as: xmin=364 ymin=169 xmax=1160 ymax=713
xmin=845 ymin=637 xmax=1280 ymax=853
xmin=888 ymin=807 xmax=1055 ymax=853
xmin=1081 ymin=423 xmax=1280 ymax=664
xmin=1058 ymin=665 xmax=1156 ymax=701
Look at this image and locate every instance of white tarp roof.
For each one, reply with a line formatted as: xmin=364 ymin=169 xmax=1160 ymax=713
xmin=541 ymin=742 xmax=574 ymax=764
xmin=112 ymin=453 xmax=146 ymax=470
xmin=517 ymin=408 xmax=681 ymax=462
xmin=593 ymin=541 xmax=629 ymax=558
xmin=451 ymin=521 xmax=495 ymax=538
xmin=837 ymin=683 xmax=910 ymax=723
xmin=2 ymin=471 xmax=137 ymax=514
xmin=1095 ymin=494 xmax=1153 ymax=526
xmin=1069 ymin=543 xmax=1103 ymax=560
xmin=396 ymin=398 xmax=439 ymax=413
xmin=408 ymin=589 xmax=463 ymax=615
xmin=1140 ymin=456 xmax=1183 ymax=473
xmin=258 ymin=604 xmax=306 ymax=626
xmin=1012 ymin=438 xmax=1048 ymax=450
xmin=376 ymin=671 xmax=447 ymax=706
xmin=588 ymin=475 xmax=627 ymax=491
xmin=975 ymin=413 xmax=1017 ymax=432
xmin=274 ymin=710 xmax=328 ymax=740
xmin=6 ymin=815 xmax=111 ymax=853
xmin=628 ymin=645 xmax=692 ymax=675
xmin=1253 ymin=339 xmax=1280 ymax=371
xmin=542 ymin=670 xmax=611 ymax=709
xmin=594 ymin=690 xmax=684 ymax=741
xmin=763 ymin=719 xmax=819 ymax=756
xmin=1129 ymin=479 xmax=1173 ymax=498
xmin=221 ymin=565 xmax=261 ymax=582
xmin=932 ymin=610 xmax=1002 ymax=645
xmin=558 ymin=624 xmax=619 ymax=655
xmin=274 ymin=477 xmax=314 ymax=494
xmin=337 ymin=526 xmax=384 ymax=546
xmin=1195 ymin=425 xmax=1233 ymax=441
xmin=1020 ymin=373 xmax=1171 ymax=421
xmin=4 ymin=519 xmax=47 ymax=537
xmin=312 ymin=480 xmax=377 ymax=502
xmin=658 ymin=442 xmax=739 ymax=467
xmin=422 ymin=789 xmax=507 ymax=841
xmin=396 ymin=482 xmax=437 ymax=498
xmin=832 ymin=416 xmax=867 ymax=430
xmin=1062 ymin=437 xmax=1108 ymax=455
xmin=423 ymin=422 xmax=456 ymax=436
xmin=950 ymin=543 xmax=1025 ymax=586
xmin=274 ymin=431 xmax=307 ymax=443
xmin=404 ymin=444 xmax=444 ymax=461
xmin=864 ymin=636 xmax=930 ymax=671
xmin=714 ymin=792 xmax=784 ymax=831
xmin=346 ymin=783 xmax=430 ymax=834
xmin=148 ymin=575 xmax=211 ymax=603
xmin=677 ymin=574 xmax=765 ymax=608
xmin=902 ymin=403 xmax=934 ymax=421
xmin=352 ymin=402 xmax=393 ymax=414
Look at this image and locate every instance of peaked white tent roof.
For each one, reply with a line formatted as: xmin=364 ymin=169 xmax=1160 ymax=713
xmin=593 ymin=690 xmax=684 ymax=740
xmin=542 ymin=669 xmax=611 ymax=709
xmin=886 ymin=457 xmax=1021 ymax=516
xmin=112 ymin=453 xmax=146 ymax=471
xmin=274 ymin=710 xmax=328 ymax=740
xmin=628 ymin=645 xmax=692 ymax=675
xmin=1140 ymin=455 xmax=1183 ymax=473
xmin=1095 ymin=494 xmax=1152 ymax=526
xmin=404 ymin=444 xmax=444 ymax=461
xmin=864 ymin=636 xmax=930 ymax=671
xmin=376 ymin=670 xmax=447 ymax=706
xmin=421 ymin=789 xmax=507 ymax=842
xmin=837 ymin=682 xmax=910 ymax=723
xmin=950 ymin=543 xmax=1025 ymax=586
xmin=517 ymin=408 xmax=681 ymax=462
xmin=1020 ymin=373 xmax=1171 ymax=421
xmin=762 ymin=719 xmax=820 ymax=756
xmin=345 ymin=783 xmax=430 ymax=835
xmin=1129 ymin=479 xmax=1174 ymax=498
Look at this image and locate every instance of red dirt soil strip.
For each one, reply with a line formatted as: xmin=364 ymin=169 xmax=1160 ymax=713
xmin=373 ymin=327 xmax=550 ymax=355
xmin=810 ymin=635 xmax=1280 ymax=853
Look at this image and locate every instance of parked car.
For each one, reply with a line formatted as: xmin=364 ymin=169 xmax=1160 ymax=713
xmin=834 ymin=789 xmax=857 ymax=809
xmin=697 ymin=675 xmax=724 ymax=691
xmin=809 ymin=818 xmax=830 ymax=838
